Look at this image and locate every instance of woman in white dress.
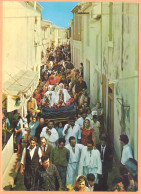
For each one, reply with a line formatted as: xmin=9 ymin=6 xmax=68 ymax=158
xmin=57 ymin=83 xmax=70 ymax=103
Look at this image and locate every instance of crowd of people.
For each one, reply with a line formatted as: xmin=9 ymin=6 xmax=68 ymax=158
xmin=2 ymin=45 xmax=138 ymax=191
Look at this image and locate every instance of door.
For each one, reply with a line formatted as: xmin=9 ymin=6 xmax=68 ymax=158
xmin=102 ymin=74 xmax=106 ymax=128
xmin=107 ymin=84 xmax=114 ymax=147
xmin=86 ymin=59 xmax=90 ymax=95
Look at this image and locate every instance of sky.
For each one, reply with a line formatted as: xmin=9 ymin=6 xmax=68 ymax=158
xmin=38 ymin=2 xmax=80 ymax=29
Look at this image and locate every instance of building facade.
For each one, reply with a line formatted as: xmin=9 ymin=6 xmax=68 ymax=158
xmin=2 ymin=1 xmax=43 ymax=114
xmin=2 ymin=1 xmax=71 ymax=188
xmin=2 ymin=1 xmax=43 ymax=187
xmin=2 ymin=1 xmax=69 ymax=115
xmin=50 ymin=24 xmax=68 ymax=48
xmin=70 ymin=2 xmax=138 ymax=161
xmin=71 ymin=3 xmax=83 ymax=69
xmin=41 ymin=19 xmax=52 ymax=64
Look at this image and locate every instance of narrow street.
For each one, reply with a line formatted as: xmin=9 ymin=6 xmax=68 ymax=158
xmin=2 ymin=1 xmax=138 ymax=192
xmin=10 ymin=154 xmax=120 ymax=191
xmin=4 ymin=45 xmax=120 ymax=191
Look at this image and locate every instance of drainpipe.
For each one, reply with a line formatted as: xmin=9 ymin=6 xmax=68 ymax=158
xmin=100 ymin=3 xmax=103 ymax=87
xmin=121 ymin=3 xmax=124 ymax=71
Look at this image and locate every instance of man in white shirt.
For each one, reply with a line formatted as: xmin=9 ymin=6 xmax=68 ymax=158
xmin=62 ymin=117 xmax=80 ymax=145
xmin=40 ymin=121 xmax=59 ymax=147
xmin=120 ymin=134 xmax=133 ymax=165
xmin=65 ymin=136 xmax=84 ymax=185
xmin=78 ymin=140 xmax=102 ymax=184
xmin=20 ymin=137 xmax=42 ymax=190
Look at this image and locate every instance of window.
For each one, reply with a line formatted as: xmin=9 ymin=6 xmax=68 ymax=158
xmin=78 ymin=16 xmax=81 ymax=34
xmin=35 ymin=16 xmax=37 ymax=24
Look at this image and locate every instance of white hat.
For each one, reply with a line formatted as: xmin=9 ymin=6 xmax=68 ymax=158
xmin=92 ymin=111 xmax=97 ymax=116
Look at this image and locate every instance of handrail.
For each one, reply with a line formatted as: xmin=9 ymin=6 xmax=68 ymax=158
xmin=2 ymin=98 xmax=7 ymax=104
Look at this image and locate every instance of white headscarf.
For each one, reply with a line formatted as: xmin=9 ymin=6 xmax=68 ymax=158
xmin=58 ymin=83 xmax=70 ymax=103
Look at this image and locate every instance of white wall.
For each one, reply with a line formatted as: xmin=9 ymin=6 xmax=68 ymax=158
xmin=72 ymin=40 xmax=81 ymax=69
xmin=2 ymin=1 xmax=42 ymax=84
xmin=71 ymin=2 xmax=138 ymax=161
xmin=101 ymin=2 xmax=138 ymax=160
xmin=2 ymin=134 xmax=14 ymax=175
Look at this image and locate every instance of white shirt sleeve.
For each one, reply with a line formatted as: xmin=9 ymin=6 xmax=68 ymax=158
xmin=78 ymin=147 xmax=86 ymax=175
xmin=75 ymin=118 xmax=83 ymax=140
xmin=127 ymin=149 xmax=133 ymax=159
xmin=21 ymin=147 xmax=42 ymax=165
xmin=40 ymin=127 xmax=46 ymax=137
xmin=21 ymin=148 xmax=26 ymax=165
xmin=62 ymin=124 xmax=68 ymax=136
xmin=121 ymin=145 xmax=133 ymax=165
xmin=78 ymin=128 xmax=82 ymax=140
xmin=49 ymin=128 xmax=59 ymax=142
xmin=77 ymin=143 xmax=84 ymax=150
xmin=96 ymin=150 xmax=102 ymax=175
xmin=97 ymin=121 xmax=100 ymax=128
xmin=38 ymin=147 xmax=42 ymax=163
xmin=65 ymin=144 xmax=69 ymax=149
xmin=75 ymin=118 xmax=80 ymax=126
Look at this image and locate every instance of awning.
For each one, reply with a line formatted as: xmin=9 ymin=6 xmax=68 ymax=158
xmin=2 ymin=70 xmax=39 ymax=97
xmin=2 ymin=70 xmax=39 ymax=112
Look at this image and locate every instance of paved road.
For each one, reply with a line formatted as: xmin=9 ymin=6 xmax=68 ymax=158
xmin=11 ymin=158 xmax=119 ymax=191
xmin=11 ymin=169 xmax=26 ymax=191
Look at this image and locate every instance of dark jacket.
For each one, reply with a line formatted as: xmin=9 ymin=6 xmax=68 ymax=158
xmin=35 ymin=124 xmax=46 ymax=143
xmin=35 ymin=164 xmax=62 ymax=191
xmin=75 ymin=80 xmax=87 ymax=93
xmin=94 ymin=184 xmax=100 ymax=191
xmin=40 ymin=143 xmax=52 ymax=158
xmin=24 ymin=146 xmax=40 ymax=189
xmin=25 ymin=146 xmax=40 ymax=170
xmin=97 ymin=144 xmax=113 ymax=171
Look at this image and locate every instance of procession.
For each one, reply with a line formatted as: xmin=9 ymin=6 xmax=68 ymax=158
xmin=3 ymin=45 xmax=138 ymax=191
xmin=2 ymin=1 xmax=138 ymax=192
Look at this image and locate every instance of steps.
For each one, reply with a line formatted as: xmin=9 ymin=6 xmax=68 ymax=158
xmin=2 ymin=153 xmax=21 ymax=190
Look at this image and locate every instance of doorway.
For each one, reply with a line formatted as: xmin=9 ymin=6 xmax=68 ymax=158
xmin=102 ymin=74 xmax=107 ymax=128
xmin=86 ymin=59 xmax=90 ymax=96
xmin=107 ymin=84 xmax=114 ymax=147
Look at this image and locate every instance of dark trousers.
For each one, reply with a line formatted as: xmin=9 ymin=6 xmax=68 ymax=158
xmin=56 ymin=165 xmax=67 ymax=188
xmin=24 ymin=167 xmax=38 ymax=191
xmin=98 ymin=164 xmax=108 ymax=191
xmin=102 ymin=170 xmax=108 ymax=188
xmin=101 ymin=164 xmax=109 ymax=191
